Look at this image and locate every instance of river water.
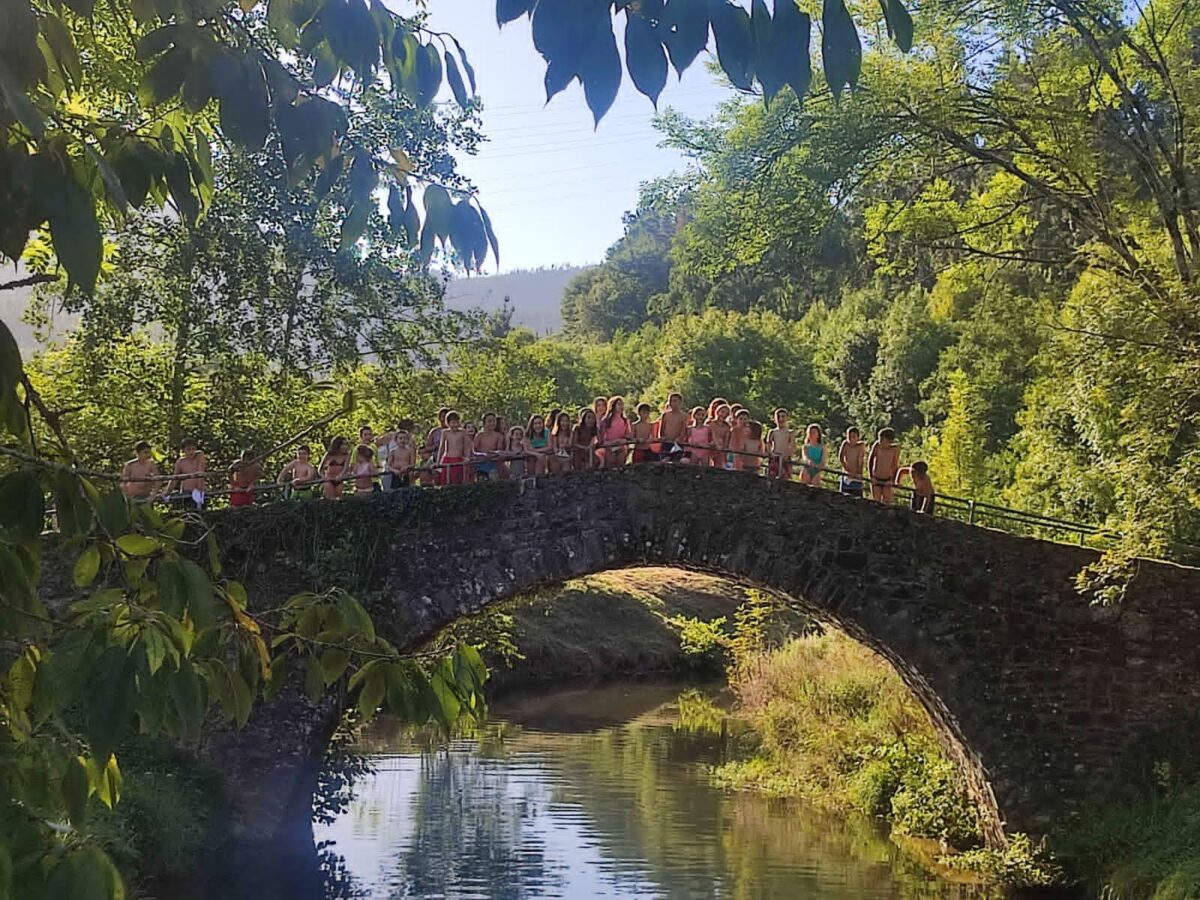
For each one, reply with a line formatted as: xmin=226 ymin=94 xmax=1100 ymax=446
xmin=315 ymin=681 xmax=1001 ymax=900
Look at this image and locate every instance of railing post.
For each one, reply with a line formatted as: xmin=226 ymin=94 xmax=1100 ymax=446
xmin=967 ymin=500 xmax=976 ymax=526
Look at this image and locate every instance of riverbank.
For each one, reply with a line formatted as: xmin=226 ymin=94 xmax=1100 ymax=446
xmin=711 ymin=630 xmax=1200 ymax=898
xmin=467 ymin=567 xmax=790 ymax=691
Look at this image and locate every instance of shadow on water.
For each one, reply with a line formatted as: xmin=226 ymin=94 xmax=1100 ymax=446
xmin=287 ymin=679 xmax=1032 ymax=900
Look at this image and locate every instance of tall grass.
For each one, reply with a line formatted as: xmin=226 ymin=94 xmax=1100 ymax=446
xmin=712 ymin=632 xmax=982 ymax=849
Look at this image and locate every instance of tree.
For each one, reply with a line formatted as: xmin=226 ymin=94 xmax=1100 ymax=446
xmin=2 ymin=0 xmax=913 ymax=292
xmin=32 ymin=84 xmax=481 ymax=448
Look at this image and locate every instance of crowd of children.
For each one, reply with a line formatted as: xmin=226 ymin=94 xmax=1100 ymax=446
xmin=118 ymin=393 xmax=936 ymax=514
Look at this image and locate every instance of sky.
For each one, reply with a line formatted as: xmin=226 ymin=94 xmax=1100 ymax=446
xmin=417 ymin=2 xmax=736 ymax=273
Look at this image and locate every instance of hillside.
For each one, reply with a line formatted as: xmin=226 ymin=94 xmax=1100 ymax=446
xmin=2 ymin=265 xmax=586 ymax=352
xmin=444 ymin=265 xmax=585 ymax=335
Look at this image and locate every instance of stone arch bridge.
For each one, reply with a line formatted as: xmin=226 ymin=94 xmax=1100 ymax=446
xmin=211 ymin=465 xmax=1200 ymax=857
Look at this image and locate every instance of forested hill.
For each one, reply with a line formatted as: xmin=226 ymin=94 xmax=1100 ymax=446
xmin=444 ymin=266 xmax=584 ymax=334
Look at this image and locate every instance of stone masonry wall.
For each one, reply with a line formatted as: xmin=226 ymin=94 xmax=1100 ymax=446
xmin=217 ymin=465 xmax=1200 ymax=850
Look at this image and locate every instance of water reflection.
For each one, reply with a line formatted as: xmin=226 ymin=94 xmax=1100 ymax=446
xmin=316 ymin=681 xmax=1001 ymax=899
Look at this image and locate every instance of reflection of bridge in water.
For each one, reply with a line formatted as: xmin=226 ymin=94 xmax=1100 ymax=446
xmin=208 ymin=465 xmax=1200 ymax=862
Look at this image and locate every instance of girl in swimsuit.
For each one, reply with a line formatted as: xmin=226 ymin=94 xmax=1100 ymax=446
xmin=800 ymin=423 xmax=826 ymax=486
xmin=506 ymin=426 xmax=530 ymax=479
xmin=687 ymin=407 xmax=712 ymax=466
xmin=743 ymin=421 xmax=765 ymax=473
xmin=352 ymin=444 xmax=380 ymax=494
xmin=708 ymin=403 xmax=732 ymax=468
xmin=592 ymin=397 xmax=609 ymax=467
xmin=526 ymin=415 xmax=551 ymax=476
xmin=319 ymin=436 xmax=350 ymax=500
xmin=551 ymin=412 xmax=574 ymax=474
xmin=571 ymin=408 xmax=599 ymax=471
xmin=599 ymin=396 xmax=631 ymax=467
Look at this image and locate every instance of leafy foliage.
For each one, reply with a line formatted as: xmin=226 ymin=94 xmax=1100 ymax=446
xmin=2 ymin=0 xmax=915 ymax=292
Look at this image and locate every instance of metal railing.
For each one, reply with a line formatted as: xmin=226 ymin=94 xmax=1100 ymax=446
xmin=45 ymin=437 xmax=1195 ymax=560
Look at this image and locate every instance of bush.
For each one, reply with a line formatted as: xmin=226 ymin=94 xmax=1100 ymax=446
xmin=715 ymin=632 xmax=983 ymax=849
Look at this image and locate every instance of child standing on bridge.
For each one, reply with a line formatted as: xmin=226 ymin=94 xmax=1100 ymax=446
xmin=896 ymin=460 xmax=936 ymax=514
xmin=438 ymin=411 xmax=471 ymax=485
xmin=765 ymin=409 xmax=795 ymax=480
xmin=868 ymin=428 xmax=901 ymax=505
xmin=631 ymin=402 xmax=657 ymax=464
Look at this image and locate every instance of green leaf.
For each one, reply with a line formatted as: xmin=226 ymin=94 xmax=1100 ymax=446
xmin=450 ymin=37 xmax=477 ymax=92
xmin=320 ymin=648 xmax=350 ymax=685
xmin=44 ymin=166 xmax=103 ymax=293
xmin=428 ymin=669 xmax=460 ymax=731
xmin=0 ymin=65 xmax=45 ymax=140
xmin=136 ymin=25 xmax=180 ymax=60
xmin=496 ymin=0 xmax=534 ymax=26
xmin=662 ymin=0 xmax=709 ymax=77
xmin=0 ymin=472 xmax=44 ymax=544
xmin=415 ymin=41 xmax=442 ymax=106
xmin=580 ymin=24 xmax=621 ymax=124
xmin=457 ymin=644 xmax=489 ymax=692
xmin=169 ymin=661 xmax=206 ymax=739
xmin=821 ymin=0 xmax=861 ymax=98
xmin=74 ymin=546 xmax=101 ymax=588
xmin=116 ymin=534 xmax=159 ymax=557
xmin=444 ymin=49 xmax=469 ymax=108
xmin=96 ymin=489 xmax=130 ymax=537
xmin=139 ymin=45 xmax=190 ymax=105
xmin=774 ymin=0 xmax=811 ymax=101
xmin=885 ymin=0 xmax=914 ymax=53
xmin=709 ymin=0 xmax=754 ymax=90
xmin=41 ymin=14 xmax=82 ymax=86
xmin=624 ymin=6 xmax=667 ymax=107
xmin=84 ymin=647 xmax=136 ymax=760
xmin=357 ymin=665 xmax=386 ymax=721
xmin=303 ymin=655 xmax=324 ymax=700
xmin=268 ymin=0 xmax=302 ymax=48
xmin=230 ymin=670 xmax=253 ymax=727
xmin=339 ymin=201 xmax=370 ymax=250
xmin=218 ymin=55 xmax=270 ymax=149
xmin=54 ymin=473 xmax=92 ymax=540
xmin=62 ymin=756 xmax=90 ymax=827
xmin=479 ymin=204 xmax=500 ymax=269
xmin=0 ymin=320 xmax=23 ymax=398
xmin=179 ymin=558 xmax=215 ymax=628
xmin=157 ymin=559 xmax=187 ymax=616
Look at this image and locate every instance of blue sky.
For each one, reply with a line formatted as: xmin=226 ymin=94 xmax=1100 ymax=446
xmin=420 ymin=3 xmax=736 ymax=273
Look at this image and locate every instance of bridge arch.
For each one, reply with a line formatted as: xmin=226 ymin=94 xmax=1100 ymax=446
xmin=213 ymin=465 xmax=1200 ymax=851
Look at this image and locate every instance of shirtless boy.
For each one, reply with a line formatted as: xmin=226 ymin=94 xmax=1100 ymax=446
xmin=385 ymin=431 xmax=416 ymax=487
xmin=658 ymin=392 xmax=688 ymax=461
xmin=896 ymin=460 xmax=936 ymax=514
xmin=422 ymin=408 xmax=450 ymax=486
xmin=229 ymin=449 xmax=261 ymax=507
xmin=631 ymin=402 xmax=657 ymax=464
xmin=121 ymin=441 xmax=160 ymax=500
xmin=473 ymin=412 xmax=506 ymax=481
xmin=868 ymin=427 xmax=901 ymax=505
xmin=277 ymin=445 xmax=318 ymax=496
xmin=838 ymin=427 xmax=868 ymax=497
xmin=438 ymin=411 xmax=472 ymax=485
xmin=765 ymin=409 xmax=796 ymax=480
xmin=168 ymin=438 xmax=207 ymax=508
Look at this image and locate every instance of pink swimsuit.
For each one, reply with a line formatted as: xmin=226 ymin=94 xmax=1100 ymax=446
xmin=689 ymin=425 xmax=712 ymax=465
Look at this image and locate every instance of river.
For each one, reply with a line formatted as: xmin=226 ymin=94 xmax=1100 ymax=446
xmin=314 ymin=681 xmax=1001 ymax=899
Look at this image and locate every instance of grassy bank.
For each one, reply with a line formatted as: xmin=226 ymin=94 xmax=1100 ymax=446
xmin=1053 ymin=786 xmax=1200 ymax=899
xmin=710 ymin=632 xmax=985 ymax=850
xmin=84 ymin=736 xmax=224 ymax=891
xmin=461 ymin=567 xmax=791 ymax=692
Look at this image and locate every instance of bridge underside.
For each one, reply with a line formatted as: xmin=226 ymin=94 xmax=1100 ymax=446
xmin=209 ymin=466 xmax=1200 ymax=853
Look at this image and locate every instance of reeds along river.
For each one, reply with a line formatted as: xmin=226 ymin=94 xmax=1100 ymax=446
xmin=315 ymin=680 xmax=1002 ymax=900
